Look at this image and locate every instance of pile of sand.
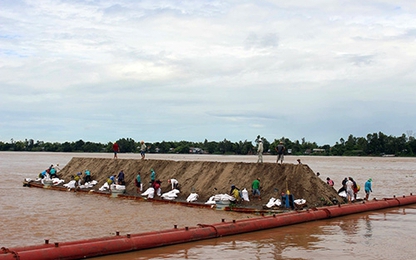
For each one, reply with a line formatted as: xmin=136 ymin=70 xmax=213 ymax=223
xmin=57 ymin=157 xmax=344 ymax=207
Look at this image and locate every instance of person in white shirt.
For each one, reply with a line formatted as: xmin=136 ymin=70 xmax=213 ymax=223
xmin=257 ymin=139 xmax=264 ymax=163
xmin=168 ymin=178 xmax=179 ymax=190
xmin=346 ymin=177 xmax=354 ymax=202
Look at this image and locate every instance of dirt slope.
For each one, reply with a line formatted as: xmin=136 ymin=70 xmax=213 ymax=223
xmin=58 ymin=157 xmax=344 ymax=207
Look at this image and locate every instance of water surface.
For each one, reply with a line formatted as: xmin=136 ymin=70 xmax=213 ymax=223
xmin=1 ymin=152 xmax=415 ymax=260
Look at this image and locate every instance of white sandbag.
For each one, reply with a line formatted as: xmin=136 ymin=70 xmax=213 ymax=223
xmin=274 ymin=199 xmax=282 ymax=207
xmin=98 ymin=182 xmax=109 ymax=191
xmin=52 ymin=178 xmax=65 ymax=185
xmin=63 ymin=180 xmax=76 ymax=189
xmin=141 ymin=187 xmax=155 ymax=198
xmin=41 ymin=175 xmax=50 ymax=184
xmin=294 ymin=199 xmax=306 ymax=205
xmin=115 ymin=184 xmax=125 ymax=190
xmin=85 ymin=182 xmax=94 ymax=188
xmin=338 ymin=191 xmax=347 ymax=198
xmin=161 ymin=190 xmax=178 ymax=197
xmin=161 ymin=190 xmax=179 ymax=200
xmin=205 ymin=196 xmax=216 ymax=205
xmin=187 ymin=193 xmax=199 ymax=202
xmin=213 ymin=194 xmax=235 ymax=202
xmin=161 ymin=196 xmax=175 ymax=200
xmin=266 ymin=197 xmax=276 ymax=208
xmin=241 ymin=188 xmax=250 ymax=201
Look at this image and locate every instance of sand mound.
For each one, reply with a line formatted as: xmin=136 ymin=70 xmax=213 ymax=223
xmin=57 ymin=157 xmax=344 ymax=207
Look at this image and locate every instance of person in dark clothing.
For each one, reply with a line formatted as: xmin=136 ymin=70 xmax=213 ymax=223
xmin=275 ymin=141 xmax=285 ymax=164
xmin=117 ymin=170 xmax=125 ymax=185
xmin=338 ymin=177 xmax=348 ymax=193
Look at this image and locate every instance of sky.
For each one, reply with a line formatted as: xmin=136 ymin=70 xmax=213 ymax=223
xmin=1 ymin=0 xmax=416 ymax=146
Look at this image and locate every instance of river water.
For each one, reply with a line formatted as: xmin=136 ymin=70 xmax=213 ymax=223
xmin=1 ymin=152 xmax=416 ymax=260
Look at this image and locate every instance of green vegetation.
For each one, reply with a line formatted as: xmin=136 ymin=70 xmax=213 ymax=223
xmin=1 ymin=132 xmax=416 ymax=156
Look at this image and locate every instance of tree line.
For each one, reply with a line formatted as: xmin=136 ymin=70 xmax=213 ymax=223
xmin=1 ymin=131 xmax=416 ymax=156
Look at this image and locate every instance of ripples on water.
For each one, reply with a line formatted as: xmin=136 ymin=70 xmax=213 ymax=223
xmin=1 ymin=152 xmax=416 ymax=260
xmin=92 ymin=206 xmax=416 ymax=260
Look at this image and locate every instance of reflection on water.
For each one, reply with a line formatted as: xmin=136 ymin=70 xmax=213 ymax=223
xmin=1 ymin=152 xmax=416 ymax=260
xmin=364 ymin=215 xmax=373 ymax=239
xmin=339 ymin=218 xmax=360 ymax=236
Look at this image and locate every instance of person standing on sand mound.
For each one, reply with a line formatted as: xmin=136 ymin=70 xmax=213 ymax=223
xmin=112 ymin=142 xmax=120 ymax=159
xmin=257 ymin=138 xmax=264 ymax=163
xmin=276 ymin=141 xmax=285 ymax=164
xmin=140 ymin=141 xmax=147 ymax=160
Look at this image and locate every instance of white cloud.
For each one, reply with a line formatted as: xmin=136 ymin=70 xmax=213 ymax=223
xmin=1 ymin=0 xmax=416 ymax=145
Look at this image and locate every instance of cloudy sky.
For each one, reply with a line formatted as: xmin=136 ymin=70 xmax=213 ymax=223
xmin=1 ymin=0 xmax=415 ymax=145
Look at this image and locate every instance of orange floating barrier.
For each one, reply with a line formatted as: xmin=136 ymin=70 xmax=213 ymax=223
xmin=2 ymin=194 xmax=416 ymax=260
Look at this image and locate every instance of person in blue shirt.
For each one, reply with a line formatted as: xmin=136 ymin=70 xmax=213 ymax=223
xmin=107 ymin=175 xmax=116 ymax=185
xmin=49 ymin=167 xmax=57 ymax=178
xmin=39 ymin=170 xmax=47 ymax=179
xmin=150 ymin=168 xmax=156 ymax=185
xmin=135 ymin=172 xmax=142 ymax=193
xmin=365 ymin=178 xmax=373 ymax=200
xmin=85 ymin=169 xmax=91 ymax=183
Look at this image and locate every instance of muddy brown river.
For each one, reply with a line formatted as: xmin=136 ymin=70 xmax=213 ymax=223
xmin=1 ymin=152 xmax=415 ymax=259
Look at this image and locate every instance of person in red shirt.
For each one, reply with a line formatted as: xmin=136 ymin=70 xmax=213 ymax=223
xmin=112 ymin=142 xmax=120 ymax=159
xmin=153 ymin=179 xmax=162 ymax=197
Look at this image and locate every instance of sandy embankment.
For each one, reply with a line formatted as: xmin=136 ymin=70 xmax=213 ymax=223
xmin=57 ymin=157 xmax=343 ymax=207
